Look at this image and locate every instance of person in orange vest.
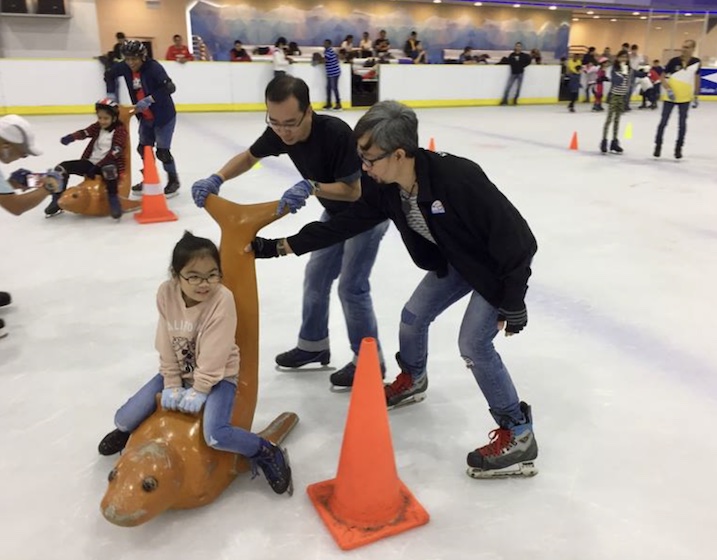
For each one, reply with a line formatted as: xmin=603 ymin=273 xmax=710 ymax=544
xmin=165 ymin=34 xmax=194 ymax=63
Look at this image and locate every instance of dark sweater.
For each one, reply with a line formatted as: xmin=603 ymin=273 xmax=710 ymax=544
xmin=289 ymin=149 xmax=537 ymax=311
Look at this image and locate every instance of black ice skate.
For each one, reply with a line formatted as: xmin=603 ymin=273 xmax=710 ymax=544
xmin=108 ymin=193 xmax=122 ymax=220
xmin=600 ymin=139 xmax=608 ymax=154
xmin=275 ymin=347 xmax=330 ymax=370
xmin=250 ymin=439 xmax=293 ymax=496
xmin=164 ymin=173 xmax=180 ymax=198
xmin=329 ymin=360 xmax=386 ymax=391
xmin=44 ymin=198 xmax=63 ymax=218
xmin=98 ymin=428 xmax=131 ymax=456
xmin=653 ymin=143 xmax=662 ymax=158
xmin=466 ymin=402 xmax=538 ymax=479
xmin=610 ymin=139 xmax=623 ymax=154
xmin=384 ymin=353 xmax=428 ymax=409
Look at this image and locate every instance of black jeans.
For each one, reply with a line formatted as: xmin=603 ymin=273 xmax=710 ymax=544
xmin=655 ymin=102 xmax=690 ymax=146
xmin=57 ymin=159 xmax=118 ymax=197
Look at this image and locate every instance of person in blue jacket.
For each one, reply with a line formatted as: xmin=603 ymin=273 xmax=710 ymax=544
xmin=104 ymin=40 xmax=180 ymax=197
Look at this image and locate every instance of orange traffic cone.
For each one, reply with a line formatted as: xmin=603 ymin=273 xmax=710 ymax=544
xmin=569 ymin=131 xmax=579 ymax=151
xmin=134 ymin=146 xmax=178 ymax=224
xmin=427 ymin=137 xmax=436 ymax=151
xmin=307 ymin=338 xmax=429 ymax=550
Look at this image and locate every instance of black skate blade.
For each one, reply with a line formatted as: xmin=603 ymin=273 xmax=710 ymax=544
xmin=164 ymin=191 xmax=180 ymax=199
xmin=44 ymin=210 xmax=63 ymax=218
xmin=274 ymin=365 xmax=334 ymax=373
xmin=466 ymin=461 xmax=538 ymax=479
xmin=387 ymin=392 xmax=427 ymax=411
xmin=329 ymin=384 xmax=352 ymax=393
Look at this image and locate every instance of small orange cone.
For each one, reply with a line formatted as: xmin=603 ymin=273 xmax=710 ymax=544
xmin=428 ymin=137 xmax=436 ymax=151
xmin=569 ymin=131 xmax=579 ymax=151
xmin=134 ymin=146 xmax=178 ymax=224
xmin=307 ymin=338 xmax=429 ymax=550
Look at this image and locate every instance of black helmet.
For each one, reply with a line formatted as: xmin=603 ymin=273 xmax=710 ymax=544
xmin=120 ymin=40 xmax=147 ymax=58
xmin=95 ymin=98 xmax=119 ymax=119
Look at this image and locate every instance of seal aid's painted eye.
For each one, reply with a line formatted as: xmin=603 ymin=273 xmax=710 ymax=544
xmin=142 ymin=477 xmax=158 ymax=492
xmin=108 ymin=469 xmax=117 ymax=482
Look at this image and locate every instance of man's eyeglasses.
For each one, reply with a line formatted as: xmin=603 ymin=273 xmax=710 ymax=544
xmin=358 ymin=150 xmax=391 ymax=168
xmin=266 ymin=110 xmax=308 ymax=131
xmin=180 ymin=272 xmax=223 ymax=286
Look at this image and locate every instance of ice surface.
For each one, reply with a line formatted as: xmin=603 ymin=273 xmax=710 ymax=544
xmin=1 ymin=103 xmax=716 ymax=560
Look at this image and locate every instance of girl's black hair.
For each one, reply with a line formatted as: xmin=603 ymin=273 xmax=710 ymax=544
xmin=170 ymin=231 xmax=221 ymax=277
xmin=613 ymin=49 xmax=629 ymax=70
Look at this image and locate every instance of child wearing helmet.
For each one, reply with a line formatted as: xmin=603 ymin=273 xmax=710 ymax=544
xmin=103 ymin=40 xmax=180 ymax=198
xmin=47 ymin=98 xmax=128 ymax=219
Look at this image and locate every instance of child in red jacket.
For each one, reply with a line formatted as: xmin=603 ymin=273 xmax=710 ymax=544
xmin=47 ymin=98 xmax=128 ymax=219
xmin=592 ymin=57 xmax=610 ymax=112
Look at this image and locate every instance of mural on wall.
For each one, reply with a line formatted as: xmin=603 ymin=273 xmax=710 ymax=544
xmin=189 ymin=0 xmax=570 ymax=62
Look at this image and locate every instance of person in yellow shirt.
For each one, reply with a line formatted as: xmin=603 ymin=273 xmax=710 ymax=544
xmin=653 ymin=39 xmax=701 ymax=159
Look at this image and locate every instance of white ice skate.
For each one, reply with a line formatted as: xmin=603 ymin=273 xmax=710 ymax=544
xmin=467 ymin=460 xmax=538 ymax=479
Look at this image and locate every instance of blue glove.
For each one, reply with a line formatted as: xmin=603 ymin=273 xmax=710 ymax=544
xmin=191 ymin=174 xmax=224 ymax=208
xmin=60 ymin=134 xmax=75 ymax=145
xmin=178 ymin=389 xmax=208 ymax=415
xmin=106 ymin=92 xmax=118 ymax=103
xmin=42 ymin=169 xmax=65 ymax=193
xmin=692 ymin=97 xmax=699 ymax=109
xmin=666 ymin=89 xmax=676 ymax=102
xmin=277 ymin=179 xmax=314 ymax=215
xmin=86 ymin=165 xmax=101 ymax=179
xmin=134 ymin=96 xmax=154 ymax=113
xmin=9 ymin=168 xmax=32 ymax=187
xmin=161 ymin=387 xmax=185 ymax=411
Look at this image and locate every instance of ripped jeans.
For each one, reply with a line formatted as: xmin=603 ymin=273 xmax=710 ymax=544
xmin=113 ymin=374 xmax=262 ymax=457
xmin=398 ymin=265 xmax=525 ymax=426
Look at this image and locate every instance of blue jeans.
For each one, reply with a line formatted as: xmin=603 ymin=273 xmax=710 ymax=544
xmin=298 ymin=211 xmax=389 ymax=361
xmin=114 ymin=374 xmax=262 ymax=457
xmin=655 ymin=101 xmax=690 ymax=146
xmin=326 ymin=75 xmax=340 ymax=105
xmin=398 ymin=265 xmax=525 ymax=427
xmin=501 ymin=73 xmax=524 ymax=104
xmin=138 ymin=117 xmax=177 ymax=174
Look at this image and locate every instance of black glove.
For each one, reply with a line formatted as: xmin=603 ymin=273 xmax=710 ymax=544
xmin=497 ymin=307 xmax=528 ymax=335
xmin=251 ymin=237 xmax=281 ymax=259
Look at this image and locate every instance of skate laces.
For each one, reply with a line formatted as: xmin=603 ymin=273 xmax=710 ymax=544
xmin=385 ymin=372 xmax=414 ymax=397
xmin=251 ymin=445 xmax=286 ymax=485
xmin=478 ymin=428 xmax=515 ymax=457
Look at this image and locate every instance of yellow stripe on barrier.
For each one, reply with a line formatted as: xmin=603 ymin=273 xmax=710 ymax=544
xmin=2 ymin=97 xmax=713 ymax=116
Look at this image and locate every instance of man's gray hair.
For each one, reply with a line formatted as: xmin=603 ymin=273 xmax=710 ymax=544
xmin=354 ymin=100 xmax=419 ymax=157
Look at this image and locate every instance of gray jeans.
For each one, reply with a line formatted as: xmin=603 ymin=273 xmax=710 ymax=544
xmin=501 ymin=73 xmax=524 ymax=104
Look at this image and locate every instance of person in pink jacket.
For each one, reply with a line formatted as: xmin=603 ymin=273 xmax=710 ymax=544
xmin=97 ymin=231 xmax=292 ymax=495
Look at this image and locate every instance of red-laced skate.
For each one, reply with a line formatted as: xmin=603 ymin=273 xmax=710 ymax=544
xmin=384 ymin=371 xmax=428 ymax=409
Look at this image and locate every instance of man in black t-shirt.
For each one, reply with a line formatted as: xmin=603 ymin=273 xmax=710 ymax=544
xmin=499 ymin=42 xmax=532 ymax=105
xmin=191 ymin=76 xmax=389 ymax=388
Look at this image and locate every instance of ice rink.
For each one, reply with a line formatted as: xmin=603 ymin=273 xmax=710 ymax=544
xmin=2 ymin=102 xmax=716 ymax=560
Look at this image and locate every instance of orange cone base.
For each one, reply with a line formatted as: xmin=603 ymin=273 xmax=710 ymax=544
xmin=134 ymin=209 xmax=178 ymax=224
xmin=307 ymin=478 xmax=430 ymax=551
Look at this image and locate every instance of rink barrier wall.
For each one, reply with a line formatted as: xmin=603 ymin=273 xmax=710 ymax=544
xmin=1 ymin=59 xmax=714 ymax=116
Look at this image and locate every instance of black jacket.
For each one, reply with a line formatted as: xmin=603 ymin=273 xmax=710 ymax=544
xmin=289 ymin=149 xmax=537 ymax=312
xmin=507 ymin=51 xmax=532 ymax=74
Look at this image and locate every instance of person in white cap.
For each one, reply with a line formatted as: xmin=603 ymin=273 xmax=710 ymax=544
xmin=0 ymin=114 xmax=62 ymax=339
